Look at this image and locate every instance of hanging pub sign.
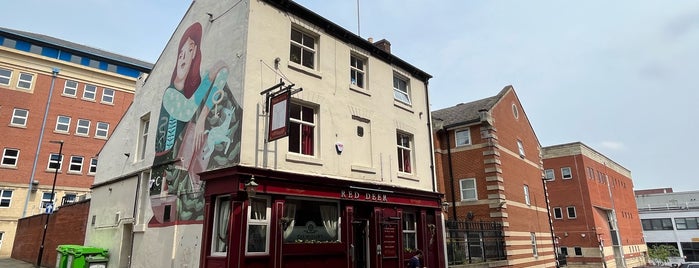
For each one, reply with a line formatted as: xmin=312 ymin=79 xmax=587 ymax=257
xmin=268 ymin=89 xmax=291 ymax=142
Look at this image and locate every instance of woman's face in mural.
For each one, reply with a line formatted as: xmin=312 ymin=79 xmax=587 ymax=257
xmin=175 ymin=37 xmax=198 ymax=87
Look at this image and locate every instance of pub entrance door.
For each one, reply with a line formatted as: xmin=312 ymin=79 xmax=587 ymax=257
xmin=352 ymin=219 xmax=370 ymax=268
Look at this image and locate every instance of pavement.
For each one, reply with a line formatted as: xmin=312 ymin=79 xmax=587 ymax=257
xmin=0 ymin=258 xmax=38 ymax=267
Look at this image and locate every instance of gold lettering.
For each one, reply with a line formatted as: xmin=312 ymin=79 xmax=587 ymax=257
xmin=341 ymin=190 xmax=347 ymax=198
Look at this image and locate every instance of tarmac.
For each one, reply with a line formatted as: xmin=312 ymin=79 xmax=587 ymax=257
xmin=0 ymin=258 xmax=38 ymax=268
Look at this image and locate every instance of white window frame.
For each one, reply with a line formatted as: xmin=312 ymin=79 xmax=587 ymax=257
xmin=0 ymin=67 xmax=13 ymax=86
xmin=517 ymin=140 xmax=525 ymax=157
xmin=403 ymin=212 xmax=417 ymax=251
xmin=455 ymin=128 xmax=471 ymax=146
xmin=75 ymin=119 xmax=90 ymax=136
xmin=102 ymin=88 xmax=115 ymax=104
xmin=69 ymin=156 xmax=83 ymax=173
xmin=11 ymin=108 xmax=28 ymax=127
xmin=553 ymin=207 xmax=563 ymax=219
xmin=88 ymin=158 xmax=98 ymax=174
xmin=2 ymin=148 xmax=20 ymax=167
xmin=83 ymin=84 xmax=97 ymax=100
xmin=41 ymin=192 xmax=54 ymax=208
xmin=212 ymin=195 xmax=231 ymax=256
xmin=17 ymin=72 xmax=34 ymax=90
xmin=459 ymin=178 xmax=477 ymax=201
xmin=574 ymin=246 xmax=583 ymax=256
xmin=567 ymin=206 xmax=577 ymax=219
xmin=63 ymin=80 xmax=78 ymax=97
xmin=95 ymin=122 xmax=109 ymax=138
xmin=55 ymin=116 xmax=71 ymax=133
xmin=544 ymin=169 xmax=555 ymax=180
xmin=246 ymin=196 xmax=271 ymax=255
xmin=288 ymin=103 xmax=316 ymax=156
xmin=396 ymin=132 xmax=413 ymax=174
xmin=138 ymin=115 xmax=150 ymax=160
xmin=47 ymin=153 xmax=63 ymax=171
xmin=531 ymin=232 xmax=538 ymax=256
xmin=350 ymin=54 xmax=366 ymax=89
xmin=524 ymin=184 xmax=531 ymax=206
xmin=393 ymin=74 xmax=411 ymax=105
xmin=0 ymin=189 xmax=13 ymax=207
xmin=289 ymin=28 xmax=317 ymax=69
xmin=561 ymin=167 xmax=572 ymax=180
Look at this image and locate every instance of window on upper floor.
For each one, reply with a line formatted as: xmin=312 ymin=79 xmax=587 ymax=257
xmin=0 ymin=67 xmax=12 ymax=86
xmin=288 ymin=103 xmax=315 ymax=156
xmin=530 ymin=232 xmax=538 ymax=256
xmin=676 ymin=217 xmax=699 ymax=230
xmin=560 ymin=246 xmax=568 ymax=256
xmin=62 ymin=193 xmax=77 ymax=205
xmin=544 ymin=169 xmax=555 ymax=181
xmin=396 ymin=132 xmax=413 ymax=174
xmin=290 ymin=28 xmax=316 ymax=69
xmin=403 ymin=212 xmax=417 ymax=252
xmin=246 ymin=196 xmax=270 ymax=255
xmin=11 ymin=108 xmax=28 ymax=127
xmin=0 ymin=189 xmax=13 ymax=207
xmin=47 ymin=153 xmax=63 ymax=171
xmin=524 ymin=184 xmax=531 ymax=206
xmin=561 ymin=167 xmax=572 ymax=179
xmin=574 ymin=247 xmax=582 ymax=256
xmin=63 ymin=80 xmax=78 ymax=97
xmin=455 ymin=128 xmax=471 ymax=146
xmin=83 ymin=84 xmax=97 ymax=100
xmin=2 ymin=148 xmax=19 ymax=167
xmin=517 ymin=140 xmax=525 ymax=157
xmin=69 ymin=156 xmax=83 ymax=173
xmin=76 ymin=119 xmax=90 ymax=136
xmin=102 ymin=88 xmax=115 ymax=104
xmin=553 ymin=207 xmax=563 ymax=219
xmin=587 ymin=167 xmax=594 ymax=179
xmin=41 ymin=192 xmax=54 ymax=208
xmin=567 ymin=206 xmax=577 ymax=219
xmin=641 ymin=218 xmax=674 ymax=231
xmin=95 ymin=122 xmax=110 ymax=139
xmin=17 ymin=72 xmax=34 ymax=90
xmin=459 ymin=178 xmax=477 ymax=201
xmin=138 ymin=115 xmax=150 ymax=161
xmin=393 ymin=74 xmax=411 ymax=105
xmin=88 ymin=158 xmax=98 ymax=174
xmin=55 ymin=116 xmax=71 ymax=133
xmin=350 ymin=54 xmax=366 ymax=89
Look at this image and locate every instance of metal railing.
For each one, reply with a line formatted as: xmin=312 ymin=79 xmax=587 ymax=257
xmin=445 ymin=220 xmax=506 ymax=265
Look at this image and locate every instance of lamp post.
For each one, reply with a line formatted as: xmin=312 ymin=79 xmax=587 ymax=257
xmin=37 ymin=140 xmax=63 ymax=268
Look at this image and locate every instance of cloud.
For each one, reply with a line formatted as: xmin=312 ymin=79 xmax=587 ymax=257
xmin=599 ymin=141 xmax=624 ymax=150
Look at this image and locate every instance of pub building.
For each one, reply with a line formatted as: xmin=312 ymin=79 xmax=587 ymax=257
xmin=199 ymin=166 xmax=445 ymax=268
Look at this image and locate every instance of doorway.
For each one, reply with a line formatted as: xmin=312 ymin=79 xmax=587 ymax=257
xmin=353 ymin=220 xmax=369 ymax=268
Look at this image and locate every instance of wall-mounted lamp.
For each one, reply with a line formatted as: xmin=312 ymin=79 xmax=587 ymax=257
xmin=581 ymin=233 xmax=586 ymax=238
xmin=244 ymin=176 xmax=259 ymax=200
xmin=441 ymin=201 xmax=450 ymax=211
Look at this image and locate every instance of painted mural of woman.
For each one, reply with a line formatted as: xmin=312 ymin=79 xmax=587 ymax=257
xmin=149 ymin=22 xmax=242 ymax=225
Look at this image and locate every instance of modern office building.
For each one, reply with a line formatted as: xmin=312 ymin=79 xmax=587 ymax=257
xmin=636 ymin=188 xmax=699 ymax=263
xmin=543 ymin=142 xmax=647 ymax=268
xmin=432 ymin=86 xmax=558 ymax=267
xmin=85 ymin=0 xmax=445 ymax=267
xmin=0 ymin=27 xmax=150 ymax=257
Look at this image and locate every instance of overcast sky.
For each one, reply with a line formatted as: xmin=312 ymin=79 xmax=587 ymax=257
xmin=2 ymin=1 xmax=697 ymax=192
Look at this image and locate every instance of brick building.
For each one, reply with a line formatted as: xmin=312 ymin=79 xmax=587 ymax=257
xmin=0 ymin=27 xmax=150 ymax=257
xmin=543 ymin=142 xmax=646 ymax=267
xmin=432 ymin=86 xmax=557 ymax=267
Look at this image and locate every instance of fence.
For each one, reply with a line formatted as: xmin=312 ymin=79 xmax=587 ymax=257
xmin=445 ymin=220 xmax=506 ymax=265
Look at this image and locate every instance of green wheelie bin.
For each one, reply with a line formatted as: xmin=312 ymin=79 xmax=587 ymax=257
xmin=65 ymin=245 xmax=109 ymax=268
xmin=56 ymin=245 xmax=82 ymax=268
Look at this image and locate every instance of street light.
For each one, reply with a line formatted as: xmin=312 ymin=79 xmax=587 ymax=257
xmin=37 ymin=140 xmax=63 ymax=267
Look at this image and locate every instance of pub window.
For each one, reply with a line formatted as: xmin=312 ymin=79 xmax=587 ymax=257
xmin=212 ymin=195 xmax=231 ymax=255
xmin=403 ymin=213 xmax=417 ymax=252
xmin=246 ymin=196 xmax=271 ymax=255
xmin=282 ymin=198 xmax=339 ymax=244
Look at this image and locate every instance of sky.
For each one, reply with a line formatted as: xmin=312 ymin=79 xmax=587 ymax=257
xmin=2 ymin=1 xmax=697 ymax=192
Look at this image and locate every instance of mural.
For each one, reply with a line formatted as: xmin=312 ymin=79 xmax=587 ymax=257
xmin=149 ymin=22 xmax=242 ymax=225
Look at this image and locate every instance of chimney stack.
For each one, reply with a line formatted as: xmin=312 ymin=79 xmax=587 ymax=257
xmin=373 ymin=38 xmax=391 ymax=54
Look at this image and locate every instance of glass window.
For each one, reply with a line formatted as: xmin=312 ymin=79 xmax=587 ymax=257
xmin=2 ymin=148 xmax=19 ymax=167
xmin=48 ymin=153 xmax=62 ymax=171
xmin=95 ymin=122 xmax=109 ymax=138
xmin=455 ymin=128 xmax=471 ymax=146
xmin=83 ymin=84 xmax=97 ymax=100
xmin=288 ymin=103 xmax=315 ymax=156
xmin=0 ymin=189 xmax=13 ymax=207
xmin=567 ymin=206 xmax=577 ymax=219
xmin=102 ymin=88 xmax=115 ymax=104
xmin=76 ymin=119 xmax=90 ymax=135
xmin=138 ymin=115 xmax=150 ymax=160
xmin=62 ymin=193 xmax=77 ymax=205
xmin=41 ymin=192 xmax=54 ymax=208
xmin=282 ymin=199 xmax=339 ymax=244
xmin=561 ymin=167 xmax=572 ymax=179
xmin=350 ymin=55 xmax=365 ymax=88
xmin=397 ymin=132 xmax=413 ymax=173
xmin=11 ymin=108 xmax=28 ymax=126
xmin=574 ymin=247 xmax=582 ymax=256
xmin=69 ymin=156 xmax=83 ymax=173
xmin=63 ymin=80 xmax=78 ymax=96
xmin=17 ymin=72 xmax=34 ymax=90
xmin=459 ymin=178 xmax=477 ymax=201
xmin=89 ymin=158 xmax=98 ymax=174
xmin=212 ymin=195 xmax=231 ymax=255
xmin=246 ymin=197 xmax=270 ymax=255
xmin=531 ymin=232 xmax=537 ymax=256
xmin=524 ymin=185 xmax=531 ymax=206
xmin=290 ymin=28 xmax=316 ymax=69
xmin=544 ymin=169 xmax=555 ymax=180
xmin=403 ymin=213 xmax=417 ymax=252
xmin=393 ymin=75 xmax=411 ymax=104
xmin=553 ymin=207 xmax=563 ymax=219
xmin=0 ymin=67 xmax=12 ymax=86
xmin=560 ymin=247 xmax=568 ymax=256
xmin=517 ymin=140 xmax=525 ymax=157
xmin=676 ymin=218 xmax=699 ymax=230
xmin=56 ymin=116 xmax=71 ymax=132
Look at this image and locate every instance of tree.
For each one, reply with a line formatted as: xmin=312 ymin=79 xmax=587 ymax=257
xmin=648 ymin=244 xmax=680 ymax=265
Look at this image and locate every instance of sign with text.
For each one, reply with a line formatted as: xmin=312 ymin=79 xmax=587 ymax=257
xmin=268 ymin=90 xmax=290 ymax=142
xmin=340 ymin=190 xmax=388 ymax=202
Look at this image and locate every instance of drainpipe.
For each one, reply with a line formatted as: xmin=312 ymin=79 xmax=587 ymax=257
xmin=423 ymin=80 xmax=437 ymax=194
xmin=443 ymin=126 xmax=458 ymax=220
xmin=23 ymin=67 xmax=60 ymax=217
xmin=542 ymin=177 xmax=560 ymax=267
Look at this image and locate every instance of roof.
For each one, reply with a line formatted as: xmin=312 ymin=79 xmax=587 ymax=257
xmin=0 ymin=27 xmax=153 ymax=71
xmin=431 ymin=85 xmax=512 ymax=128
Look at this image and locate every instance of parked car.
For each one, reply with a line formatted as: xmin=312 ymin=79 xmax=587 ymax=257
xmin=679 ymin=262 xmax=699 ymax=268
